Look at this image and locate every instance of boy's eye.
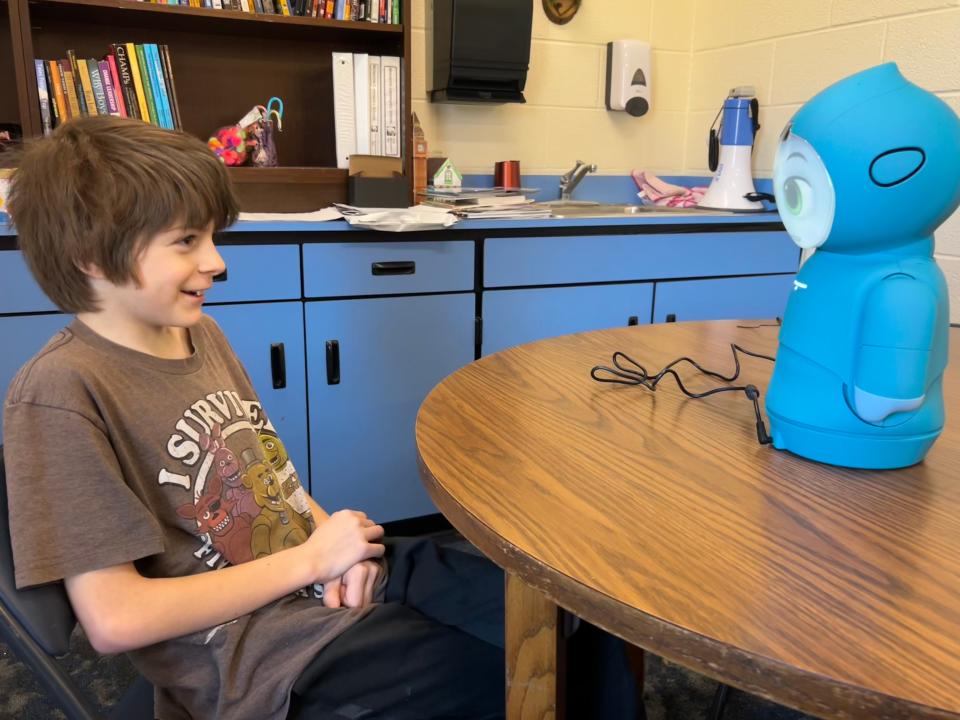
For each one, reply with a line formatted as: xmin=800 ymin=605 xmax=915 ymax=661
xmin=179 ymin=235 xmax=197 ymax=246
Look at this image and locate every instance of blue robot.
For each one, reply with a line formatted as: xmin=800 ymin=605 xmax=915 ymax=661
xmin=765 ymin=63 xmax=960 ymax=469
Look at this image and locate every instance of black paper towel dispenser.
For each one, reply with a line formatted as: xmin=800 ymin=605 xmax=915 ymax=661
xmin=428 ymin=0 xmax=533 ymax=103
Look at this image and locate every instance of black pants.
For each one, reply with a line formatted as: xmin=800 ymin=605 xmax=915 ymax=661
xmin=288 ymin=538 xmax=639 ymax=720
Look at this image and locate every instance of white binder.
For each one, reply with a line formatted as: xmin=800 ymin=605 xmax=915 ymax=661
xmin=332 ymin=51 xmax=356 ymax=169
xmin=381 ymin=55 xmax=401 ymax=158
xmin=353 ymin=53 xmax=370 ymax=156
xmin=368 ymin=55 xmax=383 ymax=156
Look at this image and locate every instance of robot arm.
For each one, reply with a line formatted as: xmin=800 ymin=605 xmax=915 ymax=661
xmin=852 ymin=274 xmax=938 ymax=424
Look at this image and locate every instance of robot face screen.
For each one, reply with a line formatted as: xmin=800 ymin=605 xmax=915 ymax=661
xmin=773 ymin=131 xmax=836 ymax=249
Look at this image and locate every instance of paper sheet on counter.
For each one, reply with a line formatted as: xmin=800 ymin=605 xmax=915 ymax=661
xmin=339 ymin=204 xmax=458 ymax=232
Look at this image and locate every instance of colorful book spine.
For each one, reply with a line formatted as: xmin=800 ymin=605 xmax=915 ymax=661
xmin=34 ymin=59 xmax=53 ymax=135
xmin=159 ymin=45 xmax=182 ymax=130
xmin=48 ymin=60 xmax=68 ymax=123
xmin=98 ymin=60 xmax=120 ymax=116
xmin=124 ymin=42 xmax=151 ymax=122
xmin=145 ymin=44 xmax=173 ymax=129
xmin=59 ymin=60 xmax=82 ymax=119
xmin=134 ymin=44 xmax=159 ymax=126
xmin=66 ymin=51 xmax=88 ymax=116
xmin=87 ymin=60 xmax=110 ymax=115
xmin=110 ymin=46 xmax=137 ymax=119
xmin=278 ymin=0 xmax=290 ymax=15
xmin=44 ymin=62 xmax=61 ymax=129
xmin=77 ymin=59 xmax=99 ymax=115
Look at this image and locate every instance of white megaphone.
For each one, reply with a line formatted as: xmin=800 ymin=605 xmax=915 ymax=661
xmin=698 ymin=86 xmax=765 ymax=212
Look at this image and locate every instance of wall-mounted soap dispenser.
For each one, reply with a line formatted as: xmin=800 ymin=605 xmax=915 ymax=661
xmin=428 ymin=0 xmax=533 ymax=103
xmin=605 ymin=41 xmax=651 ymax=117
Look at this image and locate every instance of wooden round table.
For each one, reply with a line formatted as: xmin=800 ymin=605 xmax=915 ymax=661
xmin=416 ymin=321 xmax=960 ymax=720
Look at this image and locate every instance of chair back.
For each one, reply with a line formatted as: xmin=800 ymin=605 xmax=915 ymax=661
xmin=0 ymin=447 xmax=78 ymax=656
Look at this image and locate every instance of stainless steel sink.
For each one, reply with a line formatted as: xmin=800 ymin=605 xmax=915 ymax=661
xmin=535 ymin=201 xmax=712 ymax=218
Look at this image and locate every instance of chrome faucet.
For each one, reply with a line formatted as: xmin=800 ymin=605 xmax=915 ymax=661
xmin=559 ymin=160 xmax=597 ymax=200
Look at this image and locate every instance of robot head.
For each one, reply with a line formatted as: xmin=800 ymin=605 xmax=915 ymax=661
xmin=773 ymin=63 xmax=960 ymax=253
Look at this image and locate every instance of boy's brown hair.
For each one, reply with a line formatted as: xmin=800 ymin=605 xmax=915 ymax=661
xmin=6 ymin=116 xmax=239 ymax=313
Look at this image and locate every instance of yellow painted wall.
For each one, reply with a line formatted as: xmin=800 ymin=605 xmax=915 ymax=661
xmin=411 ymin=0 xmax=695 ymax=176
xmin=411 ymin=0 xmax=960 ymax=313
xmin=684 ymin=0 xmax=960 ymax=321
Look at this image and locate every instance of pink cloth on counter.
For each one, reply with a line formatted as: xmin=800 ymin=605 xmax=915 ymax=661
xmin=631 ymin=170 xmax=708 ymax=208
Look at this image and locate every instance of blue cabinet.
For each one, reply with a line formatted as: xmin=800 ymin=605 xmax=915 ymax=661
xmin=205 ymin=302 xmax=309 ymax=490
xmin=483 ymin=283 xmax=654 ymax=355
xmin=305 ymin=293 xmax=475 ymax=522
xmin=0 ymin=314 xmax=69 ymax=445
xmin=652 ymin=275 xmax=796 ymax=323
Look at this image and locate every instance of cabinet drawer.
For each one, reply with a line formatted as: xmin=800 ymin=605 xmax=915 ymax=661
xmin=0 ymin=251 xmax=58 ymax=314
xmin=206 ymin=245 xmax=301 ymax=303
xmin=303 ymin=241 xmax=474 ymax=298
xmin=653 ymin=274 xmax=795 ymax=323
xmin=483 ymin=283 xmax=653 ymax=355
xmin=485 ymin=232 xmax=799 ymax=288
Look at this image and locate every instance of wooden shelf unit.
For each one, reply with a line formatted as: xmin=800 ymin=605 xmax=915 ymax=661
xmin=2 ymin=0 xmax=412 ymax=211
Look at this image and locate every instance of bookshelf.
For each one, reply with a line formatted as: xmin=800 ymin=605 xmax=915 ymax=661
xmin=1 ymin=0 xmax=412 ymax=210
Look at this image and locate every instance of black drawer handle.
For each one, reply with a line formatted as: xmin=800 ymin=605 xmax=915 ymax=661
xmin=270 ymin=343 xmax=286 ymax=389
xmin=325 ymin=340 xmax=340 ymax=385
xmin=371 ymin=261 xmax=415 ymax=276
xmin=213 ymin=269 xmax=228 ymax=282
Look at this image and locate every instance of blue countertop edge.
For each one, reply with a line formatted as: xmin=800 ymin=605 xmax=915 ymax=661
xmin=0 ymin=210 xmax=783 ymax=237
xmin=0 ymin=174 xmax=782 ymax=236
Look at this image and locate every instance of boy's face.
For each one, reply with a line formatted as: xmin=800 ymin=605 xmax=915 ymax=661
xmin=94 ymin=222 xmax=225 ymax=331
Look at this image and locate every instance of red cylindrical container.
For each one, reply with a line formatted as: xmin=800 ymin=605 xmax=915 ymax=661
xmin=494 ymin=160 xmax=521 ymax=189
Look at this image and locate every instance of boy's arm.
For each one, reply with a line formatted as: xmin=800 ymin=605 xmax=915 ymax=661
xmin=65 ymin=509 xmax=384 ymax=655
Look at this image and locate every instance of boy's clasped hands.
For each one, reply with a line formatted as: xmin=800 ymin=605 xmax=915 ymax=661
xmin=298 ymin=509 xmax=385 ymax=609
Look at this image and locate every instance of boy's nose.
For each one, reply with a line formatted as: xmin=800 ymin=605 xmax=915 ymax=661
xmin=200 ymin=239 xmax=227 ymax=277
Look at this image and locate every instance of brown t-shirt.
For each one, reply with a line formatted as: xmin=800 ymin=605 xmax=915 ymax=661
xmin=3 ymin=316 xmax=375 ymax=720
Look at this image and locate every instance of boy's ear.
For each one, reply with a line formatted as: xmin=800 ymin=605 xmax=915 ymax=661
xmin=75 ymin=260 xmax=107 ymax=280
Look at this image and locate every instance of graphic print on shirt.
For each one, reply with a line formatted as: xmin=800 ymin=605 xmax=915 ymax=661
xmin=163 ymin=389 xmax=314 ymax=568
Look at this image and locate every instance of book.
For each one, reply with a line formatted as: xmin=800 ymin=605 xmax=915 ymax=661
xmin=98 ymin=59 xmax=121 ymax=116
xmin=331 ymin=51 xmax=356 ymax=169
xmin=87 ymin=59 xmax=110 ymax=115
xmin=48 ymin=60 xmax=68 ymax=123
xmin=76 ymin=59 xmax=99 ymax=115
xmin=159 ymin=45 xmax=182 ymax=130
xmin=381 ymin=55 xmax=400 ymax=157
xmin=67 ymin=50 xmax=88 ymax=116
xmin=368 ymin=55 xmax=382 ymax=155
xmin=145 ymin=44 xmax=173 ymax=129
xmin=135 ymin=44 xmax=160 ymax=126
xmin=111 ymin=45 xmax=139 ymax=119
xmin=125 ymin=42 xmax=152 ymax=123
xmin=353 ymin=53 xmax=370 ymax=155
xmin=59 ymin=60 xmax=82 ymax=119
xmin=44 ymin=61 xmax=62 ymax=129
xmin=34 ymin=59 xmax=52 ymax=135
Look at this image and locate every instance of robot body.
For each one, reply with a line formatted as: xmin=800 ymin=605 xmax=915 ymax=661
xmin=765 ymin=63 xmax=960 ymax=469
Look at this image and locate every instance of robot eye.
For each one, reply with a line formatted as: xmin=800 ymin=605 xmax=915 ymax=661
xmin=773 ymin=132 xmax=835 ymax=250
xmin=782 ymin=177 xmax=812 ymax=216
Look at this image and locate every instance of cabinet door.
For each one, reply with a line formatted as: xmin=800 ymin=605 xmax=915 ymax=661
xmin=204 ymin=303 xmax=309 ymax=490
xmin=306 ymin=293 xmax=475 ymax=522
xmin=0 ymin=314 xmax=69 ymax=444
xmin=653 ymin=275 xmax=795 ymax=323
xmin=483 ymin=283 xmax=653 ymax=356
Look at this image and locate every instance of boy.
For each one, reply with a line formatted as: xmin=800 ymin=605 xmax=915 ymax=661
xmin=3 ymin=116 xmax=506 ymax=719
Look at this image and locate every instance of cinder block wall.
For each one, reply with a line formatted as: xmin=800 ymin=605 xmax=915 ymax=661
xmin=684 ymin=0 xmax=960 ymax=318
xmin=410 ymin=0 xmax=693 ymax=176
xmin=412 ymin=0 xmax=960 ymax=314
